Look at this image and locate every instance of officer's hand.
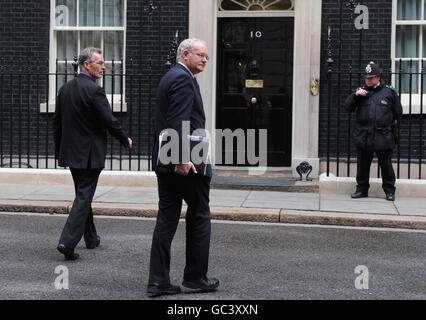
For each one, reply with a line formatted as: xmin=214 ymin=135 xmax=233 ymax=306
xmin=355 ymin=89 xmax=368 ymax=96
xmin=175 ymin=162 xmax=197 ymax=176
xmin=128 ymin=138 xmax=133 ymax=149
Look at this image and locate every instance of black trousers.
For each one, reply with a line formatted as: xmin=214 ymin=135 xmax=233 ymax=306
xmin=148 ymin=172 xmax=211 ymax=287
xmin=356 ymin=148 xmax=396 ymax=194
xmin=58 ymin=167 xmax=102 ymax=248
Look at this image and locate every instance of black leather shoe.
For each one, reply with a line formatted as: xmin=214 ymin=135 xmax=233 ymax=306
xmin=385 ymin=193 xmax=395 ymax=201
xmin=182 ymin=277 xmax=219 ymax=292
xmin=57 ymin=244 xmax=79 ymax=261
xmin=86 ymin=236 xmax=100 ymax=249
xmin=147 ymin=284 xmax=181 ymax=297
xmin=351 ymin=191 xmax=368 ymax=199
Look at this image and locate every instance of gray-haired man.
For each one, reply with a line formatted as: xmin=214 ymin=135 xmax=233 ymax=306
xmin=147 ymin=39 xmax=219 ymax=297
xmin=54 ymin=47 xmax=132 ymax=260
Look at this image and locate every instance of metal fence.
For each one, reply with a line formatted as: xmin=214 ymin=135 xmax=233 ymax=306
xmin=0 ymin=58 xmax=162 ymax=171
xmin=322 ymin=1 xmax=426 ymax=181
xmin=324 ymin=59 xmax=426 ymax=180
xmin=2 ymin=58 xmax=425 ymax=179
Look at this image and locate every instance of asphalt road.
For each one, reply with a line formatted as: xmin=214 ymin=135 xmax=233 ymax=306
xmin=0 ymin=212 xmax=425 ymax=300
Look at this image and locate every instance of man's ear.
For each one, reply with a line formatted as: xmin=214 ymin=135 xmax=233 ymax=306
xmin=182 ymin=49 xmax=190 ymax=60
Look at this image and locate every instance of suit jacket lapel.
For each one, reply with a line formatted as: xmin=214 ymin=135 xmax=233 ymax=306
xmin=193 ymin=77 xmax=205 ymax=119
xmin=175 ymin=64 xmax=205 ymax=118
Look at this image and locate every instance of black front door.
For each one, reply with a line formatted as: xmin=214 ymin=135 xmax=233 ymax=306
xmin=216 ymin=17 xmax=294 ymax=166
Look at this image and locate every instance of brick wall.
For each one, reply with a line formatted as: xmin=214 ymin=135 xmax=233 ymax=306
xmin=319 ymin=0 xmax=426 ymax=165
xmin=0 ymin=0 xmax=50 ymax=69
xmin=0 ymin=0 xmax=189 ymax=169
xmin=0 ymin=0 xmax=51 ymax=166
xmin=124 ymin=0 xmax=189 ymax=168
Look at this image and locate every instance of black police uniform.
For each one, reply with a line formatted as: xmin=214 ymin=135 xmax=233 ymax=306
xmin=344 ymin=63 xmax=402 ymax=198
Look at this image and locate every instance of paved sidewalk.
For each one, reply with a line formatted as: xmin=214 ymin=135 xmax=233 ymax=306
xmin=0 ymin=183 xmax=425 ymax=229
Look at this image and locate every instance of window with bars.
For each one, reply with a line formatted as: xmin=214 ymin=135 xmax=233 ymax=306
xmin=48 ymin=0 xmax=126 ymax=111
xmin=393 ymin=0 xmax=426 ymax=113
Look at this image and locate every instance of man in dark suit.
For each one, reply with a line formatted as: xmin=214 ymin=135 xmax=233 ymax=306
xmin=53 ymin=47 xmax=132 ymax=260
xmin=147 ymin=39 xmax=219 ymax=297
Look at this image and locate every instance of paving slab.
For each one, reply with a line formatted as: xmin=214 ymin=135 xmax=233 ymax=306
xmin=393 ymin=197 xmax=426 ymax=216
xmin=94 ymin=187 xmax=158 ymax=204
xmin=320 ymin=198 xmax=398 ymax=215
xmin=209 ymin=189 xmax=250 ymax=207
xmin=20 ymin=186 xmax=75 ymax=201
xmin=247 ymin=190 xmax=318 ymax=201
xmin=0 ymin=184 xmax=45 ymax=200
xmin=242 ymin=191 xmax=319 ymax=210
xmin=210 ymin=189 xmax=251 ymax=197
xmin=320 ymin=193 xmax=390 ymax=202
xmin=210 ymin=197 xmax=246 ymax=207
xmin=243 ymin=199 xmax=319 ymax=211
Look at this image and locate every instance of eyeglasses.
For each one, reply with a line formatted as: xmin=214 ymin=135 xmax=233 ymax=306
xmin=194 ymin=53 xmax=210 ymax=61
xmin=91 ymin=61 xmax=105 ymax=66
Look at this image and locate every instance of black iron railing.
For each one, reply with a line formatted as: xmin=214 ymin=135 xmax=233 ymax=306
xmin=324 ymin=60 xmax=426 ymax=180
xmin=322 ymin=1 xmax=426 ymax=180
xmin=0 ymin=58 xmax=162 ymax=171
xmin=0 ymin=26 xmax=180 ymax=172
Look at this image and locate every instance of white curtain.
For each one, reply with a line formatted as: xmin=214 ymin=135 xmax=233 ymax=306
xmin=424 ymin=26 xmax=426 ymax=58
xmin=104 ymin=31 xmax=123 ymax=95
xmin=56 ymin=30 xmax=77 ymax=89
xmin=104 ymin=31 xmax=123 ymax=60
xmin=55 ymin=0 xmax=76 ymax=26
xmin=79 ymin=0 xmax=100 ymax=26
xmin=57 ymin=31 xmax=78 ymax=60
xmin=55 ymin=0 xmax=124 ymax=94
xmin=104 ymin=63 xmax=122 ymax=95
xmin=396 ymin=61 xmax=419 ymax=94
xmin=395 ymin=0 xmax=423 ymax=94
xmin=395 ymin=24 xmax=419 ymax=93
xmin=396 ymin=25 xmax=419 ymax=58
xmin=103 ymin=0 xmax=123 ymax=27
xmin=81 ymin=31 xmax=102 ymax=50
xmin=397 ymin=0 xmax=421 ymax=20
xmin=424 ymin=26 xmax=426 ymax=93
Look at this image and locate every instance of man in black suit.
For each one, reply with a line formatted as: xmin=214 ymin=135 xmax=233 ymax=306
xmin=147 ymin=39 xmax=219 ymax=297
xmin=53 ymin=47 xmax=132 ymax=260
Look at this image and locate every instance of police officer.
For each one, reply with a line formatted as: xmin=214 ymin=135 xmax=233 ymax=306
xmin=344 ymin=61 xmax=402 ymax=201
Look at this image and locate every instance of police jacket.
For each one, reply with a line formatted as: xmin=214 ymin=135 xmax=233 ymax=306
xmin=344 ymin=82 xmax=402 ymax=151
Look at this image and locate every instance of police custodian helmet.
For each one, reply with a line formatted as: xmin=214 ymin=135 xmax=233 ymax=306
xmin=365 ymin=61 xmax=381 ymax=78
